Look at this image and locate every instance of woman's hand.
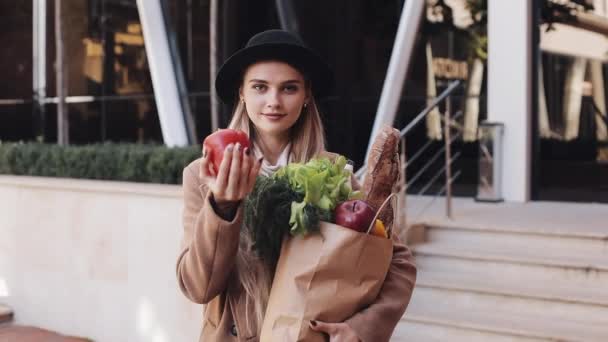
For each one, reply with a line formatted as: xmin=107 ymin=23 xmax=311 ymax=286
xmin=309 ymin=320 xmax=361 ymax=342
xmin=199 ymin=143 xmax=262 ymax=208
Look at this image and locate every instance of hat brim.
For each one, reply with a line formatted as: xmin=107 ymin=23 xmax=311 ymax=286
xmin=215 ymin=43 xmax=334 ymax=105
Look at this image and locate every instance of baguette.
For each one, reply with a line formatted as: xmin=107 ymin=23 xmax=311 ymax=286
xmin=362 ymin=125 xmax=401 ymax=228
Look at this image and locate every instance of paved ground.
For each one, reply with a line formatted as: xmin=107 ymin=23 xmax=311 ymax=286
xmin=406 ymin=195 xmax=608 ymax=237
xmin=0 ymin=325 xmax=92 ymax=342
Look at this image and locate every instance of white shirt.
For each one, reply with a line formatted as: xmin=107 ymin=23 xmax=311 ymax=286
xmin=252 ymin=142 xmax=293 ymax=177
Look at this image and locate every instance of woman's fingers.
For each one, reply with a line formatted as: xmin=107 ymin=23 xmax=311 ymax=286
xmin=238 ymin=147 xmax=252 ymax=198
xmin=309 ymin=320 xmax=336 ymax=335
xmin=202 ymin=143 xmax=259 ymax=202
xmin=199 ymin=152 xmax=209 ymax=179
xmin=215 ymin=144 xmax=233 ymax=193
xmin=200 ymin=149 xmax=215 ymax=180
xmin=309 ymin=321 xmax=361 ymax=342
xmin=226 ymin=143 xmax=242 ymax=199
xmin=208 ymin=161 xmax=216 ymax=178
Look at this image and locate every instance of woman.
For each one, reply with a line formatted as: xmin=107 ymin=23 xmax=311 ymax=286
xmin=177 ymin=29 xmax=416 ymax=342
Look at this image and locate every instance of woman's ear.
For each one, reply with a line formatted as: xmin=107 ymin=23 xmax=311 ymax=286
xmin=305 ymin=86 xmax=312 ymax=105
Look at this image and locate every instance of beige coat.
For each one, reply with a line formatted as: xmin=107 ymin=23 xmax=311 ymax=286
xmin=176 ymin=152 xmax=417 ymax=341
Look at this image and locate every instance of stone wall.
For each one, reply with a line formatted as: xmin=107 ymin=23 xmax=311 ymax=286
xmin=0 ymin=176 xmax=201 ymax=342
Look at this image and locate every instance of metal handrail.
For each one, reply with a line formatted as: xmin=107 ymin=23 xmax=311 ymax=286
xmin=406 ymin=88 xmax=463 ymax=220
xmin=354 ymin=79 xmax=464 ymax=225
xmin=410 ymin=170 xmax=462 ymax=224
xmin=399 ymin=80 xmax=462 ymax=139
xmin=407 ymin=131 xmax=463 ymax=186
xmin=414 ymin=151 xmax=462 ymax=196
xmin=407 ymin=111 xmax=463 ymax=167
xmin=355 ymin=80 xmax=462 ymax=179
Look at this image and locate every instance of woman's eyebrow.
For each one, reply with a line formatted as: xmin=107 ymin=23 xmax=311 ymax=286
xmin=247 ymin=79 xmax=302 ymax=84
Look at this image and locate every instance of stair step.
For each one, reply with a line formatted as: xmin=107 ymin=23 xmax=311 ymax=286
xmin=393 ymin=320 xmax=547 ymax=342
xmin=411 ymin=286 xmax=608 ymax=327
xmin=417 ymin=269 xmax=608 ymax=307
xmin=421 ymin=211 xmax=608 ymax=240
xmin=403 ymin=299 xmax=608 ymax=342
xmin=415 ymin=253 xmax=608 ymax=290
xmin=411 ymin=200 xmax=608 ymax=241
xmin=424 ymin=224 xmax=608 ymax=257
xmin=0 ymin=304 xmax=13 ymax=324
xmin=406 ymin=200 xmax=608 ymax=341
xmin=412 ymin=240 xmax=608 ymax=273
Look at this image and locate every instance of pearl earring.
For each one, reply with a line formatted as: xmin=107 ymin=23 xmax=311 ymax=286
xmin=304 ymin=103 xmax=308 ymax=109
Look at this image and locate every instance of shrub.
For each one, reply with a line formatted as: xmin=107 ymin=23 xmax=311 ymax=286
xmin=0 ymin=142 xmax=200 ymax=185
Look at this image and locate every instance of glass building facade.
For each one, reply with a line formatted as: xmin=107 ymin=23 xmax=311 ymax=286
xmin=0 ymin=0 xmax=606 ymax=202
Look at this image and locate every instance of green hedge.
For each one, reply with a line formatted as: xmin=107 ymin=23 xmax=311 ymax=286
xmin=0 ymin=142 xmax=200 ymax=184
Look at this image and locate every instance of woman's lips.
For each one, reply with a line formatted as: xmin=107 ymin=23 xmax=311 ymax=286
xmin=261 ymin=113 xmax=286 ymax=121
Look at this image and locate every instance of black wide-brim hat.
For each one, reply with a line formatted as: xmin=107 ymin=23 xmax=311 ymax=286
xmin=215 ymin=29 xmax=334 ymax=105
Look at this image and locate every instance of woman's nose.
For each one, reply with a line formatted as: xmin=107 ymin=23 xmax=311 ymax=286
xmin=265 ymin=90 xmax=281 ymax=108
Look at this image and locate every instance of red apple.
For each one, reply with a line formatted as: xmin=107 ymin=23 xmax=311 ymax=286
xmin=334 ymin=200 xmax=377 ymax=233
xmin=203 ymin=129 xmax=250 ymax=173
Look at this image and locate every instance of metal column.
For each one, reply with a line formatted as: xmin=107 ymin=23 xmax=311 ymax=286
xmin=136 ymin=0 xmax=194 ymax=147
xmin=364 ymin=0 xmax=425 ymax=162
xmin=33 ymin=0 xmax=47 ymax=140
xmin=275 ymin=0 xmax=299 ymax=34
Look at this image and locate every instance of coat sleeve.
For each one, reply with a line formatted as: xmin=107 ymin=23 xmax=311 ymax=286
xmin=345 ymin=233 xmax=417 ymax=342
xmin=176 ymin=162 xmax=243 ymax=304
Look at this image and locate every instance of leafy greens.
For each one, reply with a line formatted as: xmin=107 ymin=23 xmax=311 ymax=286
xmin=243 ymin=155 xmax=362 ymax=264
xmin=274 ymin=155 xmax=362 ymax=235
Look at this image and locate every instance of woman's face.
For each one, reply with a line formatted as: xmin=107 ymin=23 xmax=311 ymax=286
xmin=240 ymin=61 xmax=309 ymax=139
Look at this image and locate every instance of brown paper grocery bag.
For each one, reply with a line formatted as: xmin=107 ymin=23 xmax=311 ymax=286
xmin=260 ymin=220 xmax=393 ymax=341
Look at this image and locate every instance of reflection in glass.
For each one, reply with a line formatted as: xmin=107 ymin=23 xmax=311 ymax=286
xmin=46 ymin=0 xmax=159 ymax=143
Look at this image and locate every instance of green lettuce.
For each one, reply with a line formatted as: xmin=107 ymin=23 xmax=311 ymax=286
xmin=274 ymin=155 xmax=363 ymax=235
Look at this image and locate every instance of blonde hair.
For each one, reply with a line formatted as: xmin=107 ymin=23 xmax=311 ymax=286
xmin=228 ymin=81 xmax=327 ymax=335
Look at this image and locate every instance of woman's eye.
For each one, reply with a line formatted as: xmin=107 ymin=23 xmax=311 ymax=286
xmin=253 ymin=84 xmax=266 ymax=91
xmin=283 ymin=85 xmax=298 ymax=92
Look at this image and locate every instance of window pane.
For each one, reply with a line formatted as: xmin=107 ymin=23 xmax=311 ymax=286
xmin=165 ymin=0 xmax=211 ymax=93
xmin=0 ymin=1 xmax=32 ymax=99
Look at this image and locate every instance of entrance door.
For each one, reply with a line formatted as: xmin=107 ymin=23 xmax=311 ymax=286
xmin=537 ymin=51 xmax=608 ymax=203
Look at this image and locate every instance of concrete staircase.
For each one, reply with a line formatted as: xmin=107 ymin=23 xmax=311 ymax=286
xmin=394 ymin=220 xmax=608 ymax=342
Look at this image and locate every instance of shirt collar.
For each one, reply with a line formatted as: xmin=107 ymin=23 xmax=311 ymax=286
xmin=252 ymin=142 xmax=293 ymax=177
